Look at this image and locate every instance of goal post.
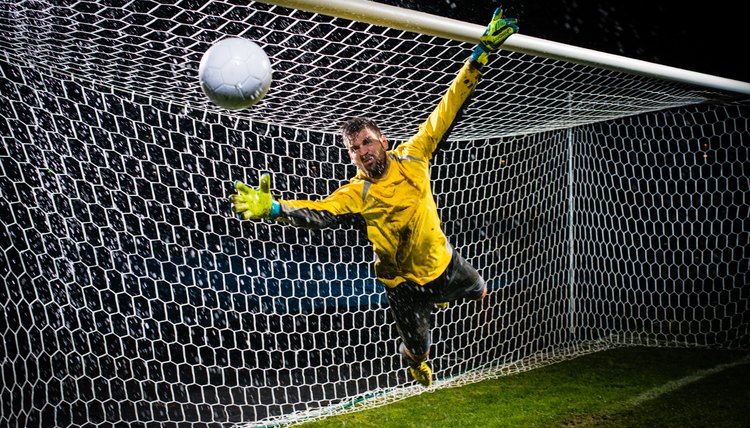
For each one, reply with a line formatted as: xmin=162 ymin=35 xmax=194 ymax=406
xmin=257 ymin=0 xmax=750 ymax=96
xmin=0 ymin=1 xmax=748 ymax=427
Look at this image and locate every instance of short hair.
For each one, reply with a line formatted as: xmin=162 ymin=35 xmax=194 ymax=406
xmin=339 ymin=117 xmax=381 ymax=143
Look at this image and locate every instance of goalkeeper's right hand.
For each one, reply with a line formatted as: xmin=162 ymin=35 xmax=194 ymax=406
xmin=471 ymin=7 xmax=519 ymax=66
xmin=230 ymin=172 xmax=280 ymax=220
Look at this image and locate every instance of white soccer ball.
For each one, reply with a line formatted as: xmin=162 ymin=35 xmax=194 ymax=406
xmin=198 ymin=37 xmax=273 ymax=110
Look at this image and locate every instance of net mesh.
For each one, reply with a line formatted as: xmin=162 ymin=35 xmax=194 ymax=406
xmin=1 ymin=1 xmax=748 ymax=426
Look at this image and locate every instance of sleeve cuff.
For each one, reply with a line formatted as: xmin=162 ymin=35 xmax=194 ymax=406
xmin=269 ymin=199 xmax=281 ymax=219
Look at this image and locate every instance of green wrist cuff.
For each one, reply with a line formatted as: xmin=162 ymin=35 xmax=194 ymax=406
xmin=471 ymin=43 xmax=490 ymax=66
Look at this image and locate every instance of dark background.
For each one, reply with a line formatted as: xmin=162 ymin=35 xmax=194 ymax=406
xmin=378 ymin=0 xmax=749 ymax=83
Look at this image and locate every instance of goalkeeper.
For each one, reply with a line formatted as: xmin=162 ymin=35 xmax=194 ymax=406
xmin=230 ymin=8 xmax=518 ymax=387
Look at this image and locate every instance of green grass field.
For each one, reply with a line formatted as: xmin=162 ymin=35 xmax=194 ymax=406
xmin=299 ymin=346 xmax=750 ymax=427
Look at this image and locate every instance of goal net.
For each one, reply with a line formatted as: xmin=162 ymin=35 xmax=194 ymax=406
xmin=1 ymin=1 xmax=748 ymax=426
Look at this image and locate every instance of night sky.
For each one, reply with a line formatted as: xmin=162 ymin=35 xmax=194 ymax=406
xmin=378 ymin=0 xmax=749 ymax=84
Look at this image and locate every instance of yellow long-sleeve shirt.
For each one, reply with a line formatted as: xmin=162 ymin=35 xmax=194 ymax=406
xmin=278 ymin=60 xmax=482 ymax=288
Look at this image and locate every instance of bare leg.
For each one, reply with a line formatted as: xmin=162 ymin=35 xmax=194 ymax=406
xmin=479 ymin=282 xmax=488 ymax=300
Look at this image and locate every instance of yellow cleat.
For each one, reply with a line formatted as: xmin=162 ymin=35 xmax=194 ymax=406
xmin=409 ymin=362 xmax=433 ymax=387
xmin=435 ymin=302 xmax=448 ymax=309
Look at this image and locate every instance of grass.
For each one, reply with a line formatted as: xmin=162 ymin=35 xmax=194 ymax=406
xmin=298 ymin=346 xmax=750 ymax=427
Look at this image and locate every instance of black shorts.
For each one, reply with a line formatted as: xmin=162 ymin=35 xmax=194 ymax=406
xmin=384 ymin=250 xmax=485 ymax=357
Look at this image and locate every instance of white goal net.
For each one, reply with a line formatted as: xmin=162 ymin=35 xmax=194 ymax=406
xmin=1 ymin=1 xmax=748 ymax=426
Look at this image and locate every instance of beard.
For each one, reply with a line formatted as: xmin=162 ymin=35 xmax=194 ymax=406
xmin=362 ymin=154 xmax=389 ymax=178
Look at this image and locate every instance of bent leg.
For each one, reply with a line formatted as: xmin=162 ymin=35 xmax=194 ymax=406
xmin=385 ymin=282 xmax=433 ymax=359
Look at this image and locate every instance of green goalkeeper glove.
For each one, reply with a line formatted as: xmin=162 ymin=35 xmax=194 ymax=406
xmin=471 ymin=7 xmax=519 ymax=66
xmin=230 ymin=172 xmax=281 ymax=220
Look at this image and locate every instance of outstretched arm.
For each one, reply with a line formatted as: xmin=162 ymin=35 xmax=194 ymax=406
xmin=403 ymin=7 xmax=519 ymax=160
xmin=230 ymin=172 xmax=363 ymax=229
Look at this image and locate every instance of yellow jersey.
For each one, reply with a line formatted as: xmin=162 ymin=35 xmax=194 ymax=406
xmin=278 ymin=60 xmax=482 ymax=288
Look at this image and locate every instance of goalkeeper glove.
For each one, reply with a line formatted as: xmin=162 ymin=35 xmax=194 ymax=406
xmin=471 ymin=7 xmax=519 ymax=66
xmin=230 ymin=172 xmax=281 ymax=220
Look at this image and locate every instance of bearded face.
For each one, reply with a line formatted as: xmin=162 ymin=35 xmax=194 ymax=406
xmin=344 ymin=127 xmax=390 ymax=179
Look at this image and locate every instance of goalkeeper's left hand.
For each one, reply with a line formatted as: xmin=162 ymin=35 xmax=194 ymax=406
xmin=230 ymin=172 xmax=280 ymax=220
xmin=471 ymin=7 xmax=519 ymax=66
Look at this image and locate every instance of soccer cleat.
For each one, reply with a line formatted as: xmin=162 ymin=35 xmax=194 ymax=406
xmin=435 ymin=302 xmax=448 ymax=309
xmin=409 ymin=362 xmax=433 ymax=387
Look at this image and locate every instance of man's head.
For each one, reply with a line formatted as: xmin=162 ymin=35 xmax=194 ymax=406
xmin=340 ymin=117 xmax=390 ymax=179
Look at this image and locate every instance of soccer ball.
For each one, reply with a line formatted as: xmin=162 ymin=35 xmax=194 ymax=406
xmin=198 ymin=37 xmax=273 ymax=110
